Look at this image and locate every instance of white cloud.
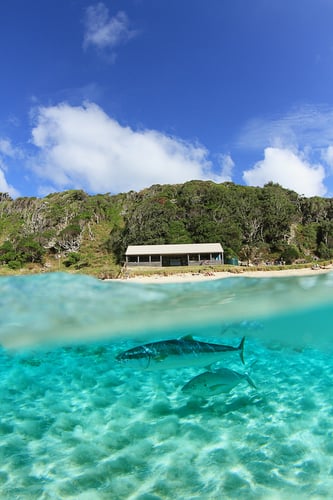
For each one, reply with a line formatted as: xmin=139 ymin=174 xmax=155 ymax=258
xmin=243 ymin=147 xmax=326 ymax=197
xmin=0 ymin=138 xmax=21 ymax=197
xmin=83 ymin=3 xmax=136 ymax=53
xmin=237 ymin=105 xmax=333 ymax=152
xmin=0 ymin=138 xmax=15 ymax=157
xmin=237 ymin=105 xmax=333 ymax=196
xmin=217 ymin=154 xmax=234 ymax=182
xmin=30 ymin=102 xmax=222 ymax=194
xmin=322 ymin=145 xmax=333 ymax=168
xmin=0 ymin=137 xmax=22 ymax=159
xmin=0 ymin=159 xmax=20 ymax=197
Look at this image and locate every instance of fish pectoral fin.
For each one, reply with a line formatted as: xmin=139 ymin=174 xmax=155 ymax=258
xmin=245 ymin=374 xmax=257 ymax=389
xmin=155 ymin=354 xmax=168 ymax=363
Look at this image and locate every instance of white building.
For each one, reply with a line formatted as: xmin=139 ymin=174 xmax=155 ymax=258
xmin=125 ymin=243 xmax=224 ymax=267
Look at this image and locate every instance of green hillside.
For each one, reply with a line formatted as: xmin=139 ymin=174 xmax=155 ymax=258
xmin=1 ymin=181 xmax=333 ymax=277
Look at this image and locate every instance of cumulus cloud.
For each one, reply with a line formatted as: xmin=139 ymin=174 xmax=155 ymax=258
xmin=237 ymin=105 xmax=333 ymax=196
xmin=0 ymin=159 xmax=20 ymax=197
xmin=243 ymin=147 xmax=326 ymax=197
xmin=30 ymin=102 xmax=222 ymax=194
xmin=83 ymin=3 xmax=137 ymax=54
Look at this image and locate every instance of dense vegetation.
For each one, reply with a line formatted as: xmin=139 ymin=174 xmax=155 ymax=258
xmin=0 ymin=181 xmax=333 ymax=277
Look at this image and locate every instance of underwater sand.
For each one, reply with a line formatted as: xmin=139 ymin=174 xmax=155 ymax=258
xmin=0 ymin=272 xmax=333 ymax=499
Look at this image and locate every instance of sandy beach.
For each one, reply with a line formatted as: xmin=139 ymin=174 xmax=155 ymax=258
xmin=113 ymin=264 xmax=333 ymax=283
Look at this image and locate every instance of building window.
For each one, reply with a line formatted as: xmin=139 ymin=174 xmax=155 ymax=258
xmin=128 ymin=255 xmax=138 ymax=262
xmin=200 ymin=253 xmax=210 ymax=260
xmin=151 ymin=255 xmax=161 ymax=262
xmin=138 ymin=255 xmax=150 ymax=262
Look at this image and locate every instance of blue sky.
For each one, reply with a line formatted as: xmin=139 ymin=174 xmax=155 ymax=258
xmin=1 ymin=0 xmax=333 ymax=198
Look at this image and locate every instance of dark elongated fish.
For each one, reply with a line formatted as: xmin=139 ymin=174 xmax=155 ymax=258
xmin=182 ymin=366 xmax=256 ymax=398
xmin=116 ymin=336 xmax=245 ymax=370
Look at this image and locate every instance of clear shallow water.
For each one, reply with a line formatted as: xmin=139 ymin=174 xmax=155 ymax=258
xmin=0 ymin=272 xmax=333 ymax=499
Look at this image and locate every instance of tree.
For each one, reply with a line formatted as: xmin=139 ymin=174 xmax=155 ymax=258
xmin=294 ymin=223 xmax=318 ymax=254
xmin=0 ymin=240 xmax=16 ymax=263
xmin=0 ymin=193 xmax=12 ymax=202
xmin=16 ymin=236 xmax=45 ymax=263
xmin=234 ymin=187 xmax=263 ymax=246
xmin=260 ymin=183 xmax=298 ymax=245
xmin=281 ymin=245 xmax=299 ymax=264
xmin=317 ymin=242 xmax=333 ymax=259
xmin=317 ymin=220 xmax=333 ymax=248
xmin=63 ymin=252 xmax=81 ymax=267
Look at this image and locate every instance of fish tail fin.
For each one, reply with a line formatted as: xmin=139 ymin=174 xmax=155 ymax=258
xmin=245 ymin=374 xmax=257 ymax=389
xmin=238 ymin=336 xmax=245 ymax=364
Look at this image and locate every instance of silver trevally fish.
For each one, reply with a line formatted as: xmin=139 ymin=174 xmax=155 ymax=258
xmin=116 ymin=335 xmax=245 ymax=370
xmin=181 ymin=366 xmax=256 ymax=398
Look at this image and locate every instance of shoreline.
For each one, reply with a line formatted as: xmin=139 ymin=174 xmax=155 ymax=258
xmin=110 ymin=264 xmax=333 ymax=284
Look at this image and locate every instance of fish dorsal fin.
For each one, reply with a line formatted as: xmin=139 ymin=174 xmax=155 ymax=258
xmin=181 ymin=334 xmax=195 ymax=341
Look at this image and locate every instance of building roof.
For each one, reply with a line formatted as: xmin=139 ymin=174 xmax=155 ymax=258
xmin=125 ymin=243 xmax=223 ymax=256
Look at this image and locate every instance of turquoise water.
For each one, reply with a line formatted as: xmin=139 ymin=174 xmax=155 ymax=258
xmin=0 ymin=272 xmax=333 ymax=499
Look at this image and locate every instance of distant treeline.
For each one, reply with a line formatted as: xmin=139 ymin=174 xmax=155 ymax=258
xmin=0 ymin=180 xmax=333 ymax=273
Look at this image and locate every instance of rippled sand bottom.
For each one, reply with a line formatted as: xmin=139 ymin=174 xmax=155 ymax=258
xmin=1 ymin=337 xmax=333 ymax=500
